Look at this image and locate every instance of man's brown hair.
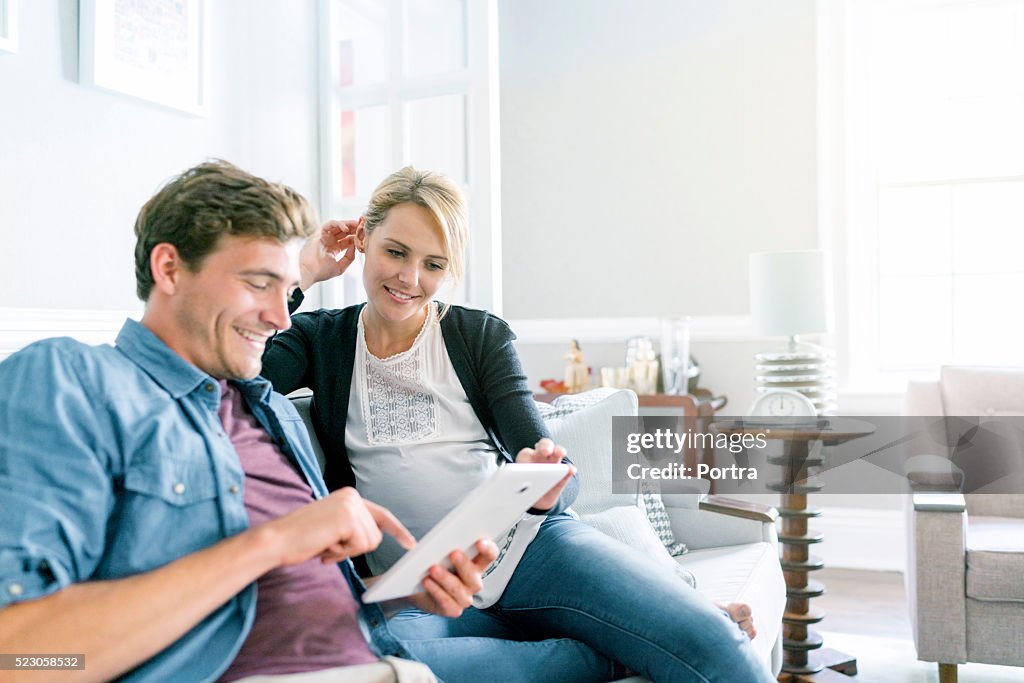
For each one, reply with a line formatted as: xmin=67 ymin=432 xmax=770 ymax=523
xmin=133 ymin=160 xmax=319 ymax=300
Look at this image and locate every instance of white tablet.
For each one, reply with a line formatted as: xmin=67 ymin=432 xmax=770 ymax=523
xmin=361 ymin=463 xmax=569 ymax=603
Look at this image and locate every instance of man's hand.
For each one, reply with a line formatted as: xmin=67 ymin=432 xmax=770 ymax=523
xmin=0 ymin=487 xmax=413 ymax=683
xmin=514 ymin=438 xmax=576 ymax=511
xmin=404 ymin=539 xmax=498 ymax=618
xmin=259 ymin=487 xmax=415 ymax=567
xmin=298 ymin=219 xmax=359 ymax=291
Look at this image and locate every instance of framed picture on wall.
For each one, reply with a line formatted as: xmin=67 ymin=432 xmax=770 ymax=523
xmin=0 ymin=0 xmax=18 ymax=54
xmin=79 ymin=0 xmax=208 ymax=115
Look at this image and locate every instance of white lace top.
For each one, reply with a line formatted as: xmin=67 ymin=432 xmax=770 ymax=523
xmin=346 ymin=305 xmax=542 ymax=607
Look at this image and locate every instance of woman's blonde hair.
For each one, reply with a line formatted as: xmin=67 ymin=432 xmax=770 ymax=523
xmin=363 ymin=167 xmax=468 ymax=317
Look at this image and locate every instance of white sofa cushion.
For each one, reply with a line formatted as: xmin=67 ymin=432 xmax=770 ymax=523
xmin=678 ymin=541 xmax=786 ymax=666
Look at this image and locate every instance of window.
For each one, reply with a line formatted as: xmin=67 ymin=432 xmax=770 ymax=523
xmin=317 ymin=0 xmax=502 ymax=311
xmin=835 ymin=0 xmax=1024 ymax=392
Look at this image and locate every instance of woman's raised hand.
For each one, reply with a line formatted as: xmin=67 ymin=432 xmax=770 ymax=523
xmin=299 ymin=219 xmax=360 ymax=291
xmin=515 ymin=438 xmax=576 ymax=512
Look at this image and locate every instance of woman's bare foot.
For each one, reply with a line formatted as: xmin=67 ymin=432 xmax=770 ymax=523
xmin=717 ymin=602 xmax=756 ymax=640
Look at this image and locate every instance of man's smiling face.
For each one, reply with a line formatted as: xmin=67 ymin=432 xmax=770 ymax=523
xmin=169 ymin=234 xmax=302 ymax=380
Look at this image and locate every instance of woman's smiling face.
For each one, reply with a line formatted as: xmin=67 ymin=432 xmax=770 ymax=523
xmin=358 ymin=202 xmax=450 ymax=327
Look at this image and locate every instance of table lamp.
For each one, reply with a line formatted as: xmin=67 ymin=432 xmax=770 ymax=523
xmin=748 ymin=250 xmax=836 ymax=414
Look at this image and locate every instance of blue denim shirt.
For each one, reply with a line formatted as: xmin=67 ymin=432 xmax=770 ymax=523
xmin=0 ymin=320 xmax=407 ymax=682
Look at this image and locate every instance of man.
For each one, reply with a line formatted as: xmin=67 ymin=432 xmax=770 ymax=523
xmin=0 ymin=161 xmax=496 ymax=682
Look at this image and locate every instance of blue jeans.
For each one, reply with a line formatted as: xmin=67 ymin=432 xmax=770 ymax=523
xmin=391 ymin=514 xmax=773 ymax=683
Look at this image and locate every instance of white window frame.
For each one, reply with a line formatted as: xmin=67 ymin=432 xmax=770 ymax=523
xmin=315 ymin=0 xmax=503 ymax=314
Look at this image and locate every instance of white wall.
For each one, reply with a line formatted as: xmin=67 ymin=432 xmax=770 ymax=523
xmin=498 ymin=0 xmax=819 ymax=320
xmin=0 ymin=0 xmax=318 ymax=312
xmin=499 ymin=0 xmax=825 ymax=417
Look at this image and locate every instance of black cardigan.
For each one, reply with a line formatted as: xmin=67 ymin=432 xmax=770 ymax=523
xmin=261 ymin=296 xmax=580 ymax=516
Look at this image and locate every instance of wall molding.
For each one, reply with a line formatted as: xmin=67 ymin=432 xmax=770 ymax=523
xmin=809 ymin=506 xmax=906 ymax=572
xmin=0 ymin=307 xmax=141 ymax=360
xmin=507 ymin=315 xmax=756 ymax=345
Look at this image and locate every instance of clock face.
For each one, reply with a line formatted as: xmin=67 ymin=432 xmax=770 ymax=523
xmin=750 ymin=390 xmax=817 ymax=417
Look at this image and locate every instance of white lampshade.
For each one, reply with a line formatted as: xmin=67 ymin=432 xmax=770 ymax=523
xmin=748 ymin=250 xmax=833 ymax=337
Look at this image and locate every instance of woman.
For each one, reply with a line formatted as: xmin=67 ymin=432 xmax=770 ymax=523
xmin=262 ymin=167 xmax=770 ymax=683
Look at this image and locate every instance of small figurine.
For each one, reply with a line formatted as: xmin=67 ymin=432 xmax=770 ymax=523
xmin=564 ymin=339 xmax=589 ymax=393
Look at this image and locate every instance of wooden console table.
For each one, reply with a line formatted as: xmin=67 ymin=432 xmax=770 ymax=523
xmin=712 ymin=419 xmax=875 ymax=682
xmin=534 ymin=389 xmax=726 ymax=413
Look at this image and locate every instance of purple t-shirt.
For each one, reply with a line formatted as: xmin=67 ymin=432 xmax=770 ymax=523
xmin=218 ymin=381 xmax=377 ymax=682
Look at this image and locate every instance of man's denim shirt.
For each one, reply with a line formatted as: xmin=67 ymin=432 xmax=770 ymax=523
xmin=0 ymin=320 xmax=405 ymax=681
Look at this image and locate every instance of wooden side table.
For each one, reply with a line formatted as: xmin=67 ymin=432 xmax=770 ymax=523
xmin=712 ymin=419 xmax=875 ymax=682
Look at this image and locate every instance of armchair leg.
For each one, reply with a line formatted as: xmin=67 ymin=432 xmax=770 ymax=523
xmin=938 ymin=663 xmax=957 ymax=683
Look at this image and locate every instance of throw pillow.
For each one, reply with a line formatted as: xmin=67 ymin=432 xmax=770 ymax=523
xmin=543 ymin=389 xmax=641 ymax=514
xmin=640 ymin=481 xmax=688 ymax=557
xmin=579 ymin=505 xmax=696 ymax=589
xmin=536 ymin=387 xmax=620 ymax=420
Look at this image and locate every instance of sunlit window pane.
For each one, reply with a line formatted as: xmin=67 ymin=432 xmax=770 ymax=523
xmin=877 ymin=275 xmax=952 ymax=368
xmin=873 ymin=109 xmax=949 ymax=184
xmin=945 ymin=3 xmax=1024 ymax=98
xmin=952 ymin=181 xmax=1024 ymax=275
xmin=340 ymin=105 xmax=392 ymax=200
xmin=877 ymin=187 xmax=951 ymax=276
xmin=953 ymin=274 xmax=1024 ymax=365
xmin=945 ymin=97 xmax=1024 ymax=179
xmin=870 ymin=1 xmax=1024 ymax=183
xmin=403 ymin=0 xmax=466 ymax=77
xmin=404 ymin=94 xmax=467 ymax=183
xmin=333 ymin=0 xmax=389 ymax=87
xmin=870 ymin=7 xmax=949 ymax=183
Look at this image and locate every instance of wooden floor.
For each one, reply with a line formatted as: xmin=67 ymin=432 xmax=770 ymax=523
xmin=800 ymin=569 xmax=1022 ymax=683
xmin=814 ymin=568 xmax=913 ymax=642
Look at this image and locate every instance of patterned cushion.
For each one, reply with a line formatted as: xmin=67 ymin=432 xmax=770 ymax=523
xmin=534 ymin=388 xmax=621 ymax=420
xmin=641 ymin=483 xmax=688 ymax=556
xmin=540 ymin=389 xmax=688 ymax=556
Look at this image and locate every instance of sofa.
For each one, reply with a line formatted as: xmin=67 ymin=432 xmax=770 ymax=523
xmin=291 ymin=388 xmax=785 ymax=680
xmin=904 ymin=366 xmax=1024 ymax=683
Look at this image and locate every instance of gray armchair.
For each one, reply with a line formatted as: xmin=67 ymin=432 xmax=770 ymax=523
xmin=904 ymin=367 xmax=1024 ymax=683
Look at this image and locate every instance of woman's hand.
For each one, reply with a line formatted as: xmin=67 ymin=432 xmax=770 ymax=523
xmin=298 ymin=219 xmax=360 ymax=290
xmin=515 ymin=438 xmax=576 ymax=512
xmin=404 ymin=539 xmax=498 ymax=618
